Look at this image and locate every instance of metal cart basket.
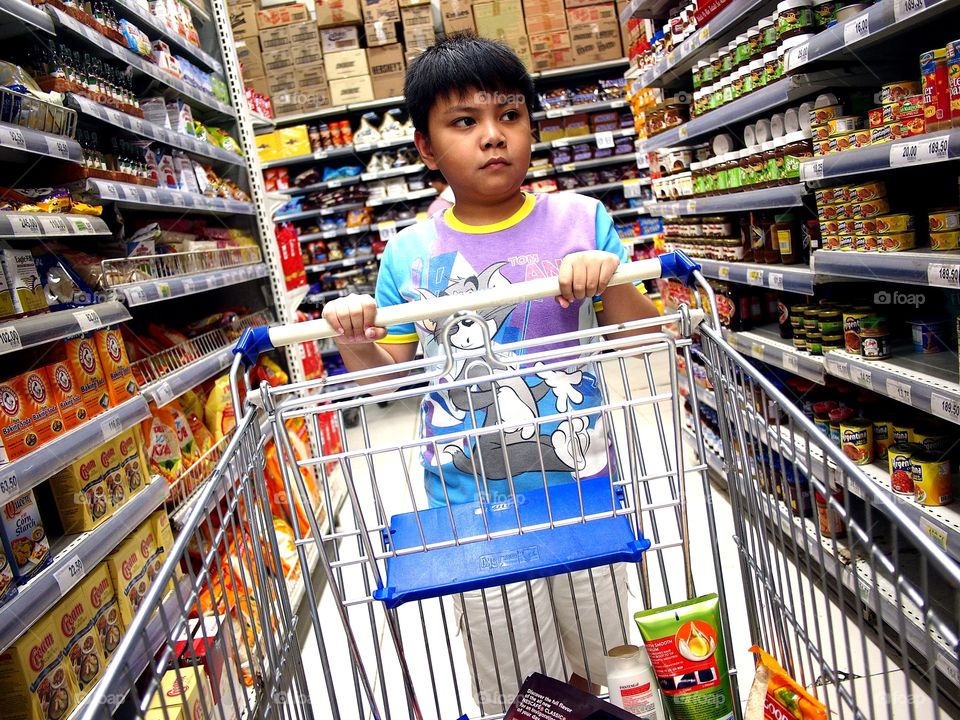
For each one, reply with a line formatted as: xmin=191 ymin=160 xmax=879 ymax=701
xmin=78 ymin=252 xmax=960 ymax=720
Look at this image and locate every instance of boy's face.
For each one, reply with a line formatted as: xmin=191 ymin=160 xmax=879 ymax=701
xmin=414 ymin=88 xmax=532 ymax=209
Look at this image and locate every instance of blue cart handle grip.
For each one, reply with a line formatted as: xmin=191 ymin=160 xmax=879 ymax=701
xmin=234 ymin=326 xmax=275 ymax=368
xmin=657 ymin=250 xmax=701 ymax=287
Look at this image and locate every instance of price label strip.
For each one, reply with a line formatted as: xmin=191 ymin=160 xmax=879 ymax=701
xmin=0 ymin=324 xmax=22 ymax=352
xmin=718 ymin=266 xmax=731 ymax=280
xmin=894 ymin=0 xmax=925 ymax=21
xmin=746 ymin=268 xmax=764 ymax=286
xmin=38 ymin=215 xmax=70 ymax=235
xmin=890 ymin=135 xmax=950 ymax=167
xmin=930 ymin=391 xmax=960 ymax=423
xmin=623 ymin=179 xmax=644 ymax=198
xmin=101 ymin=414 xmax=125 ymax=442
xmin=767 ymin=272 xmax=784 ymax=291
xmin=127 ymin=286 xmax=148 ymax=305
xmin=751 ymin=342 xmax=765 ymax=360
xmin=1 ymin=125 xmax=27 ymax=150
xmin=54 ymin=555 xmax=85 ymax=596
xmin=852 ymin=366 xmax=873 ymax=389
xmin=826 ymin=356 xmax=850 ymax=379
xmin=0 ymin=472 xmax=18 ymax=501
xmin=785 ymin=43 xmax=810 ymax=71
xmin=11 ymin=215 xmax=41 ymax=236
xmin=801 ymin=159 xmax=825 ymax=182
xmin=843 ymin=13 xmax=870 ymax=45
xmin=595 ymin=131 xmax=615 ymax=150
xmin=885 ymin=378 xmax=912 ymax=405
xmin=73 ymin=308 xmax=101 ymax=333
xmin=154 ymin=381 xmax=175 ymax=407
xmin=782 ymin=353 xmax=799 ymax=374
xmin=927 ymin=262 xmax=960 ymax=288
xmin=379 ymin=221 xmax=398 ymax=242
xmin=44 ymin=136 xmax=73 ymax=159
xmin=918 ymin=517 xmax=948 ymax=552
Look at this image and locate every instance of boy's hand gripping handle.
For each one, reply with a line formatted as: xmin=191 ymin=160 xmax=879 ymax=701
xmin=234 ymin=251 xmax=701 ymax=367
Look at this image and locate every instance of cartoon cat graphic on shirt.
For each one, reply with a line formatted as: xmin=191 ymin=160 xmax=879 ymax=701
xmin=415 ymin=261 xmax=608 ymax=481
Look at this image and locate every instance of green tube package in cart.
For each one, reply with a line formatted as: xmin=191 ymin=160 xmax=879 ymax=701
xmin=634 ymin=593 xmax=734 ymax=720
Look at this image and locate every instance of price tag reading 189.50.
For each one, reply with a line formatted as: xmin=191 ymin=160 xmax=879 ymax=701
xmin=894 ymin=0 xmax=925 ymax=21
xmin=930 ymin=392 xmax=960 ymax=423
xmin=927 ymin=263 xmax=960 ymax=288
xmin=890 ymin=135 xmax=950 ymax=167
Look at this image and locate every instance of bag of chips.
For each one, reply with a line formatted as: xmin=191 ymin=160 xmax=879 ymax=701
xmin=745 ymin=646 xmax=828 ymax=720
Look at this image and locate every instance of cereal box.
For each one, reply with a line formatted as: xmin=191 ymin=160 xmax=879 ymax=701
xmin=52 ymin=583 xmax=107 ymax=699
xmin=150 ymin=509 xmax=177 ymax=596
xmin=0 ymin=369 xmax=63 ymax=462
xmin=106 ymin=532 xmax=148 ymax=627
xmin=45 ymin=359 xmax=86 ymax=432
xmin=0 ymin=542 xmax=16 ymax=607
xmin=87 ymin=563 xmax=124 ymax=661
xmin=64 ymin=335 xmax=108 ymax=421
xmin=0 ymin=490 xmax=51 ymax=582
xmin=145 ymin=668 xmax=206 ymax=720
xmin=94 ymin=328 xmax=138 ymax=407
xmin=118 ymin=429 xmax=149 ymax=499
xmin=0 ymin=612 xmax=81 ymax=720
xmin=49 ymin=447 xmax=110 ymax=533
xmin=99 ymin=438 xmax=126 ymax=512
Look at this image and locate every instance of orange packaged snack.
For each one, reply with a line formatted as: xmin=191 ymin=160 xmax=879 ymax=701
xmin=0 ymin=368 xmax=63 ymax=462
xmin=64 ymin=335 xmax=109 ymax=420
xmin=94 ymin=327 xmax=138 ymax=406
xmin=745 ymin=645 xmax=827 ymax=720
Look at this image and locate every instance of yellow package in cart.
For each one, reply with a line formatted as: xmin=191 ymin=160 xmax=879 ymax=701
xmin=150 ymin=510 xmax=177 ymax=597
xmin=145 ymin=668 xmax=208 ymax=720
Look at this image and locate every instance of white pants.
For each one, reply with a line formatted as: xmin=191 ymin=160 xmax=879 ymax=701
xmin=453 ymin=564 xmax=631 ymax=713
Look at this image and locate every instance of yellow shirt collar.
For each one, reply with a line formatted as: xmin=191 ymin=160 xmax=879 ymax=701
xmin=444 ymin=192 xmax=536 ymax=234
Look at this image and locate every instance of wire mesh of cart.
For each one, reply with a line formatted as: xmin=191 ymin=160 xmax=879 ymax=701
xmin=691 ymin=288 xmax=960 ymax=719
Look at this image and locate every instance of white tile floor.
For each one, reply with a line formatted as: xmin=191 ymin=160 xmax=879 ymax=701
xmin=292 ymin=349 xmax=957 ymax=720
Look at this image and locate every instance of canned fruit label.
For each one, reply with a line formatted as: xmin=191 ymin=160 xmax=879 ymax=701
xmin=873 ymin=420 xmax=894 ymax=460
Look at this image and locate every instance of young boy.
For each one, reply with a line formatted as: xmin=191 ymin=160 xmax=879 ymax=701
xmin=322 ymin=34 xmax=660 ymax=711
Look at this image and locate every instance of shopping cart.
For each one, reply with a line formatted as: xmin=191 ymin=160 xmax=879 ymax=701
xmin=78 ymin=251 xmax=960 ymax=720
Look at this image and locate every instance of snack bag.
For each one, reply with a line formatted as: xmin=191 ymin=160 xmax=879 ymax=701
xmin=256 ymin=357 xmax=288 ymax=387
xmin=141 ymin=411 xmax=184 ymax=494
xmin=204 ymin=375 xmax=236 ymax=441
xmin=157 ymin=404 xmax=201 ymax=470
xmin=745 ymin=646 xmax=828 ymax=720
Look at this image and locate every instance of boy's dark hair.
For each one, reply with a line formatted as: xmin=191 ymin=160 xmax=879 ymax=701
xmin=404 ymin=33 xmax=536 ymax=137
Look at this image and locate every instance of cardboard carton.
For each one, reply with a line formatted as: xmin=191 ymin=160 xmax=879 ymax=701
xmin=256 ymin=3 xmax=309 ymax=28
xmin=399 ymin=0 xmax=431 ymax=5
xmin=320 ymin=25 xmax=361 ymax=52
xmin=564 ymin=0 xmax=609 ymax=6
xmin=472 ymin=0 xmax=525 ymax=39
xmin=329 ymin=75 xmax=375 ymax=104
xmin=291 ymin=42 xmax=323 ymax=66
xmin=246 ymin=76 xmax=271 ymax=96
xmin=268 ymin=70 xmax=298 ymax=95
xmin=257 ymin=26 xmax=290 ymax=50
xmin=298 ymin=62 xmax=328 ymax=87
xmin=255 ymin=132 xmax=281 ymax=162
xmin=440 ymin=0 xmax=474 ymax=34
xmin=371 ymin=71 xmax=405 ymax=99
xmin=287 ymin=20 xmax=320 ymax=44
xmin=365 ymin=20 xmax=399 ymax=44
xmin=324 ymin=48 xmax=370 ymax=79
xmin=263 ymin=48 xmax=295 ymax=72
xmin=235 ymin=39 xmax=265 ymax=79
xmin=400 ymin=3 xmax=434 ymax=30
xmin=366 ymin=43 xmax=405 ymax=75
xmin=528 ymin=29 xmax=570 ymax=53
xmin=361 ymin=0 xmax=400 ymax=23
xmin=567 ymin=3 xmax=621 ymax=64
xmin=316 ymin=0 xmax=363 ymax=27
xmin=526 ymin=12 xmax=567 ymax=33
xmin=228 ymin=3 xmax=258 ymax=38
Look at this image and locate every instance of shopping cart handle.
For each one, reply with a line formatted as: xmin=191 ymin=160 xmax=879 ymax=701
xmin=234 ymin=326 xmax=274 ymax=368
xmin=658 ymin=250 xmax=701 ymax=287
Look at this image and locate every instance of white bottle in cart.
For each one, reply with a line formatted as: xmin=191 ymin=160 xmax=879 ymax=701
xmin=605 ymin=644 xmax=666 ymax=719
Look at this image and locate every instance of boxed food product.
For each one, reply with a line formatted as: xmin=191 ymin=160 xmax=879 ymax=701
xmin=149 ymin=509 xmax=175 ymax=596
xmin=95 ymin=328 xmax=138 ymax=407
xmin=49 ymin=446 xmax=110 ymax=533
xmin=0 ymin=612 xmax=80 ymax=720
xmin=365 ymin=20 xmax=399 ymax=44
xmin=324 ymin=49 xmax=370 ymax=79
xmin=320 ymin=25 xmax=361 ymax=52
xmin=86 ymin=563 xmax=124 ymax=661
xmin=316 ymin=0 xmax=363 ymax=26
xmin=567 ymin=3 xmax=621 ymax=65
xmin=106 ymin=529 xmax=149 ymax=627
xmin=268 ymin=70 xmax=298 ymax=96
xmin=64 ymin=334 xmax=109 ymax=421
xmin=53 ymin=583 xmax=107 ymax=698
xmin=0 ymin=489 xmax=51 ymax=582
xmin=441 ymin=0 xmax=474 ymax=34
xmin=262 ymin=48 xmax=294 ymax=73
xmin=529 ymin=29 xmax=571 ymax=54
xmin=472 ymin=0 xmax=525 ymax=38
xmin=287 ymin=20 xmax=320 ymax=45
xmin=118 ymin=429 xmax=148 ymax=499
xmin=172 ymin=617 xmax=243 ymax=720
xmin=0 ymin=241 xmax=48 ymax=316
xmin=256 ymin=3 xmax=309 ymax=28
xmin=525 ymin=0 xmax=567 ymax=33
xmin=256 ymin=26 xmax=290 ymax=51
xmin=0 ymin=368 xmax=63 ymax=462
xmin=0 ymin=264 xmax=14 ymax=320
xmin=145 ymin=668 xmax=206 ymax=720
xmin=532 ymin=47 xmax=575 ymax=70
xmin=401 ymin=4 xmax=434 ymax=31
xmin=362 ymin=0 xmax=400 ymax=22
xmin=367 ymin=43 xmax=405 ymax=75
xmin=45 ymin=358 xmax=85 ymax=431
xmin=276 ymin=126 xmax=312 ymax=158
xmin=0 ymin=543 xmax=14 ymax=607
xmin=329 ymin=75 xmax=376 ymax=104
xmin=372 ymin=71 xmax=405 ymax=99
xmin=228 ymin=3 xmax=258 ymax=39
xmin=98 ymin=437 xmax=126 ymax=512
xmin=298 ymin=63 xmax=328 ymax=90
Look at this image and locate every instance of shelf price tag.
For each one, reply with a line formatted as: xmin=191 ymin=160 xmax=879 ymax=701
xmin=782 ymin=353 xmax=799 ymax=374
xmin=182 ymin=278 xmax=196 ymax=294
xmin=843 ymin=13 xmax=870 ymax=45
xmin=930 ymin=392 xmax=960 ymax=423
xmin=767 ymin=272 xmax=784 ymax=290
xmin=0 ymin=325 xmax=22 ymax=352
xmin=826 ymin=355 xmax=850 ymax=379
xmin=101 ymin=414 xmax=125 ymax=442
xmin=11 ymin=215 xmax=41 ymax=236
xmin=919 ymin=517 xmax=948 ymax=551
xmin=45 ymin=136 xmax=72 ymax=159
xmin=885 ymin=378 xmax=912 ymax=405
xmin=894 ymin=0 xmax=925 ymax=21
xmin=698 ymin=26 xmax=711 ymax=42
xmin=680 ymin=36 xmax=696 ymax=56
xmin=677 ymin=125 xmax=689 ymax=140
xmin=746 ymin=268 xmax=764 ymax=286
xmin=927 ymin=262 xmax=960 ymax=288
xmin=801 ymin=159 xmax=824 ymax=182
xmin=685 ymin=200 xmax=698 ymax=214
xmin=936 ymin=652 xmax=960 ymax=687
xmin=785 ymin=43 xmax=809 ymax=71
xmin=0 ymin=472 xmax=18 ymax=501
xmin=70 ymin=217 xmax=93 ymax=234
xmin=39 ymin=215 xmax=70 ymax=235
xmin=623 ymin=179 xmax=644 ymax=198
xmin=595 ymin=131 xmax=615 ymax=150
xmin=851 ymin=366 xmax=872 ymax=389
xmin=379 ymin=221 xmax=397 ymax=242
xmin=73 ymin=308 xmax=101 ymax=332
xmin=1 ymin=125 xmax=27 ymax=150
xmin=127 ymin=286 xmax=147 ymax=305
xmin=54 ymin=555 xmax=85 ymax=596
xmin=154 ymin=381 xmax=175 ymax=407
xmin=718 ymin=266 xmax=731 ymax=280
xmin=751 ymin=342 xmax=765 ymax=360
xmin=890 ymin=135 xmax=950 ymax=166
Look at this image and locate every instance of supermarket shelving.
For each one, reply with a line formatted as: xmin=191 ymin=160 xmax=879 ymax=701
xmin=260 ymin=145 xmax=356 ymax=170
xmin=609 ymin=206 xmax=648 ymax=218
xmin=85 ymin=178 xmax=255 ymax=215
xmin=353 ymin=136 xmax=416 ymax=153
xmin=640 ymin=71 xmax=864 ymax=152
xmin=141 ymin=345 xmax=235 ymax=408
xmin=0 ymin=301 xmax=130 ymax=356
xmin=116 ymin=264 xmax=269 ymax=306
xmin=110 ymin=0 xmax=222 ymax=72
xmin=366 ymin=187 xmax=436 ymax=207
xmin=275 ymin=201 xmax=367 ymax=223
xmin=646 ymin=184 xmax=806 ymax=216
xmin=527 ymin=153 xmax=639 ymax=179
xmin=532 ymin=99 xmax=629 ymax=121
xmin=811 ymin=248 xmax=960 ymax=287
xmin=45 ymin=6 xmax=234 ymax=119
xmin=303 ymin=288 xmax=350 ymax=304
xmin=182 ymin=0 xmax=210 ymax=23
xmin=532 ymin=127 xmax=637 ymax=152
xmin=306 ymin=255 xmax=377 ymax=273
xmin=0 ymin=396 xmax=152 ymax=506
xmin=618 ymin=0 xmax=674 ymax=20
xmin=0 ymin=212 xmax=110 ymax=238
xmin=250 ymin=110 xmax=275 ymax=130
xmin=801 ymin=129 xmax=959 ymax=182
xmin=0 ymin=121 xmax=83 ymax=163
xmin=696 ymin=259 xmax=828 ymax=295
xmin=533 ymin=58 xmax=629 ymax=80
xmin=0 ymin=478 xmax=168 ymax=652
xmin=299 ymin=225 xmax=371 ymax=242
xmin=723 ymin=325 xmax=826 ymax=383
xmin=279 ymin=176 xmax=363 ymax=197
xmin=267 ymin=95 xmax=408 ymax=128
xmin=66 ymin=94 xmax=244 ymax=166
xmin=0 ymin=0 xmax=55 ymax=35
xmin=361 ymin=163 xmax=426 ymax=182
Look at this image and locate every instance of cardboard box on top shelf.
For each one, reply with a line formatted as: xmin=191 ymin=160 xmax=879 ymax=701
xmin=258 ymin=26 xmax=291 ymax=50
xmin=367 ymin=43 xmax=405 ymax=75
xmin=263 ymin=47 xmax=295 ymax=72
xmin=316 ymin=0 xmax=363 ymax=27
xmin=472 ymin=0 xmax=525 ymax=39
xmin=372 ymin=71 xmax=405 ymax=98
xmin=567 ymin=3 xmax=622 ymax=64
xmin=440 ymin=0 xmax=474 ymax=34
xmin=257 ymin=2 xmax=309 ymax=28
xmin=564 ymin=0 xmax=609 ymax=7
xmin=229 ymin=3 xmax=259 ymax=38
xmin=399 ymin=0 xmax=431 ymax=6
xmin=506 ymin=35 xmax=533 ymax=68
xmin=299 ymin=62 xmax=328 ymax=87
xmin=526 ymin=13 xmax=567 ymax=33
xmin=271 ymin=92 xmax=303 ymax=117
xmin=324 ymin=48 xmax=369 ymax=79
xmin=268 ymin=69 xmax=298 ymax=95
xmin=531 ymin=47 xmax=575 ymax=70
xmin=528 ymin=29 xmax=570 ymax=53
xmin=235 ymin=39 xmax=265 ymax=79
xmin=292 ymin=41 xmax=323 ymax=65
xmin=365 ymin=20 xmax=399 ymax=45
xmin=287 ymin=20 xmax=320 ymax=44
xmin=247 ymin=75 xmax=271 ymax=97
xmin=400 ymin=3 xmax=434 ymax=30
xmin=361 ymin=0 xmax=400 ymax=23
xmin=329 ymin=75 xmax=375 ymax=104
xmin=320 ymin=25 xmax=361 ymax=52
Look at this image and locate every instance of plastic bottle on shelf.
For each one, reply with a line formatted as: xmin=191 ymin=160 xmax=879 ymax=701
xmin=605 ymin=644 xmax=666 ymax=719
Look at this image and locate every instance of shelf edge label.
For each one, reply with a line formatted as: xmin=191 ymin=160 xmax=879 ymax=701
xmin=885 ymin=378 xmax=912 ymax=405
xmin=54 ymin=555 xmax=85 ymax=596
xmin=0 ymin=325 xmax=23 ymax=352
xmin=930 ymin=391 xmax=960 ymax=423
xmin=927 ymin=262 xmax=960 ymax=288
xmin=843 ymin=13 xmax=870 ymax=45
xmin=894 ymin=0 xmax=925 ymax=21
